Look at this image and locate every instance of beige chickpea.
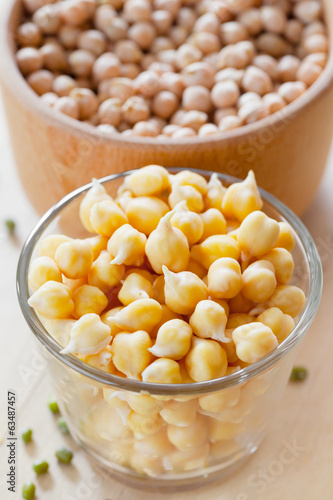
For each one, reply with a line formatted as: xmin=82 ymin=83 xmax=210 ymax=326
xmin=148 ymin=61 xmax=174 ymax=75
xmin=151 ymin=36 xmax=175 ymax=54
xmin=17 ymin=22 xmax=42 ymax=47
xmin=154 ymin=0 xmax=180 ymax=18
xmin=120 ymin=63 xmax=141 ymax=79
xmin=70 ymin=87 xmax=99 ymax=119
xmin=53 ymin=75 xmax=76 ymax=97
xmin=198 ymin=123 xmax=220 ymax=136
xmin=284 ymin=19 xmax=303 ymax=44
xmin=220 ymin=22 xmax=248 ymax=45
xmin=59 ymin=0 xmax=93 ymax=26
xmin=103 ymin=16 xmax=129 ymax=42
xmin=94 ymin=5 xmax=116 ymax=33
xmin=260 ymin=5 xmax=287 ymax=34
xmin=23 ymin=0 xmax=56 ymax=15
xmin=92 ymin=53 xmax=121 ymax=82
xmin=132 ymin=121 xmax=160 ymax=136
xmin=152 ymin=91 xmax=178 ymax=119
xmin=253 ymin=55 xmax=279 ymax=81
xmin=41 ymin=92 xmax=59 ymax=107
xmin=278 ymin=81 xmax=306 ymax=103
xmin=27 ymin=70 xmax=54 ymax=95
xmin=256 ymin=33 xmax=288 ymax=57
xmin=16 ymin=47 xmax=43 ymax=75
xmin=215 ymin=68 xmax=245 ymax=87
xmin=303 ymin=52 xmax=327 ymax=69
xmin=152 ymin=10 xmax=173 ymax=35
xmin=32 ymin=4 xmax=61 ymax=35
xmin=98 ymin=97 xmax=122 ymax=126
xmin=141 ymin=54 xmax=157 ymax=71
xmin=128 ymin=22 xmax=156 ymax=50
xmin=217 ymin=41 xmax=255 ymax=70
xmin=219 ymin=115 xmax=243 ymax=132
xmin=172 ymin=127 xmax=196 ymax=138
xmin=242 ymin=66 xmax=273 ymax=96
xmin=53 ymin=96 xmax=80 ymax=119
xmin=278 ymin=55 xmax=301 ymax=83
xmin=294 ymin=1 xmax=322 ymax=24
xmin=188 ymin=32 xmax=221 ymax=55
xmin=193 ymin=12 xmax=219 ymax=35
xmin=107 ymin=77 xmax=135 ymax=103
xmin=262 ymin=93 xmax=286 ymax=114
xmin=75 ymin=78 xmax=94 ymax=90
xmin=181 ymin=110 xmax=208 ymax=131
xmin=69 ymin=49 xmax=95 ymax=77
xmin=237 ymin=9 xmax=263 ymax=36
xmin=114 ymin=40 xmax=143 ymax=64
xmin=297 ymin=61 xmax=323 ymax=86
xmin=302 ymin=21 xmax=326 ymax=39
xmin=176 ymin=44 xmax=203 ymax=70
xmin=238 ymin=100 xmax=269 ymax=124
xmin=303 ymin=34 xmax=329 ymax=54
xmin=122 ymin=96 xmax=150 ymax=124
xmin=77 ymin=30 xmax=107 ymax=57
xmin=58 ymin=25 xmax=81 ymax=49
xmin=237 ymin=92 xmax=261 ymax=109
xmin=161 ymin=124 xmax=181 ymax=136
xmin=211 ymin=80 xmax=240 ymax=108
xmin=182 ymin=62 xmax=215 ymax=89
xmin=170 ymin=109 xmax=187 ymax=125
xmin=97 ymin=123 xmax=118 ymax=134
xmin=134 ymin=71 xmax=161 ymax=98
xmin=214 ymin=107 xmax=237 ymax=126
xmin=123 ymin=0 xmax=152 ymax=23
xmin=169 ymin=26 xmax=189 ymax=48
xmin=41 ymin=43 xmax=68 ymax=72
xmin=162 ymin=72 xmax=185 ymax=98
xmin=182 ymin=85 xmax=212 ymax=113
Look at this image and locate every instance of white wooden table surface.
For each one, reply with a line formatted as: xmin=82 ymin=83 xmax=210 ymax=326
xmin=1 ymin=78 xmax=333 ymax=500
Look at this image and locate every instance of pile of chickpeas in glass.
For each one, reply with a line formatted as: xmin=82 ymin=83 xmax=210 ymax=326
xmin=16 ymin=0 xmax=328 ymax=138
xmin=28 ymin=166 xmax=306 ymax=383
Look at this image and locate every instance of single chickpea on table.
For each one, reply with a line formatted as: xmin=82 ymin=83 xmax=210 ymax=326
xmin=27 ymin=165 xmax=306 ymax=477
xmin=16 ymin=0 xmax=329 ymax=136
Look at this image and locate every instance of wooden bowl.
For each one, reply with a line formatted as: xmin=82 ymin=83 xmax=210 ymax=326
xmin=1 ymin=0 xmax=333 ymax=215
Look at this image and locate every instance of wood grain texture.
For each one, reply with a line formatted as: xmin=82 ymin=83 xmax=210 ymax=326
xmin=1 ymin=0 xmax=333 ymax=215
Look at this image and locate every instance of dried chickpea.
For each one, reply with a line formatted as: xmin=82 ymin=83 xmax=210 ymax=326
xmin=16 ymin=47 xmax=43 ymax=75
xmin=122 ymin=96 xmax=150 ymax=124
xmin=53 ymin=75 xmax=76 ymax=97
xmin=70 ymin=88 xmax=99 ymax=120
xmin=211 ymin=80 xmax=240 ymax=108
xmin=182 ymin=85 xmax=212 ymax=113
xmin=242 ymin=66 xmax=273 ymax=96
xmin=32 ymin=4 xmax=61 ymax=35
xmin=17 ymin=22 xmax=42 ymax=47
xmin=278 ymin=81 xmax=306 ymax=104
xmin=152 ymin=91 xmax=179 ymax=119
xmin=297 ymin=61 xmax=322 ymax=86
xmin=53 ymin=96 xmax=80 ymax=119
xmin=78 ymin=30 xmax=107 ymax=57
xmin=27 ymin=69 xmax=54 ymax=95
xmin=60 ymin=0 xmax=93 ymax=26
xmin=69 ymin=49 xmax=95 ymax=77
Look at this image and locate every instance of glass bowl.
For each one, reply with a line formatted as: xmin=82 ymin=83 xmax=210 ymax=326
xmin=17 ymin=168 xmax=323 ymax=492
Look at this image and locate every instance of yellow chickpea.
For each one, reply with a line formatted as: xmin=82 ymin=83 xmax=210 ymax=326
xmin=28 ymin=256 xmax=62 ymax=292
xmin=199 ymin=208 xmax=227 ymax=242
xmin=257 ymin=307 xmax=295 ymax=343
xmin=145 ymin=211 xmax=190 ymax=274
xmin=150 ymin=305 xmax=182 ymax=338
xmin=89 ymin=199 xmax=128 ymax=237
xmin=125 ymin=196 xmax=169 ymax=235
xmin=207 ymin=418 xmax=243 ymax=442
xmin=169 ymin=184 xmax=204 ymax=213
xmin=55 ymin=239 xmax=94 ymax=279
xmin=111 ymin=330 xmax=153 ymax=380
xmin=61 ymin=313 xmax=112 ymax=356
xmin=237 ymin=211 xmax=280 ymax=259
xmin=262 ymin=247 xmax=294 ymax=284
xmin=108 ymin=298 xmax=163 ymax=333
xmin=189 ymin=300 xmax=228 ymax=342
xmin=118 ymin=272 xmax=154 ymax=305
xmin=222 ymin=170 xmax=263 ymax=221
xmin=72 ymin=284 xmax=108 ymax=319
xmin=100 ymin=306 xmax=123 ymax=337
xmin=163 ymin=266 xmax=208 ymax=315
xmin=232 ymin=322 xmax=278 ymax=364
xmin=107 ymin=224 xmax=147 ymax=266
xmin=185 ymin=258 xmax=207 ymax=279
xmin=167 ymin=414 xmax=208 ymax=451
xmin=79 ymin=180 xmax=111 ymax=233
xmin=85 ymin=235 xmax=108 ymax=260
xmin=88 ymin=250 xmax=125 ymax=293
xmin=125 ymin=165 xmax=170 ymax=196
xmin=191 ymin=235 xmax=240 ymax=270
xmin=141 ymin=358 xmax=182 ymax=383
xmin=38 ymin=234 xmax=72 ymax=259
xmin=241 ymin=260 xmax=277 ymax=303
xmin=28 ymin=281 xmax=74 ymax=319
xmin=185 ymin=337 xmax=228 ymax=382
xmin=149 ymin=319 xmax=193 ymax=360
xmin=170 ymin=200 xmax=204 ymax=245
xmin=204 ymin=173 xmax=227 ymax=210
xmin=207 ymin=257 xmax=242 ymax=299
xmin=267 ymin=285 xmax=306 ymax=317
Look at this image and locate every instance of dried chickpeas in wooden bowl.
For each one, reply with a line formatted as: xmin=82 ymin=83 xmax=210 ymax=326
xmin=18 ymin=166 xmax=323 ymax=490
xmin=15 ymin=0 xmax=329 ymax=136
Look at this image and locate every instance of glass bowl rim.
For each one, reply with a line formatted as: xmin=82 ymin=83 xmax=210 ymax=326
xmin=17 ymin=167 xmax=323 ymax=396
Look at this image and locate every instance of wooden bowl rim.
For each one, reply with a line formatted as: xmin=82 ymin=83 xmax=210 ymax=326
xmin=1 ymin=0 xmax=333 ymax=149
